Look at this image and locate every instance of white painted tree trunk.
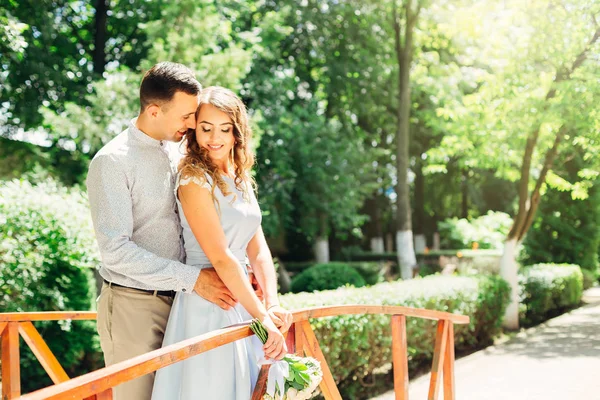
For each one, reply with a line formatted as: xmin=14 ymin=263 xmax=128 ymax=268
xmin=370 ymin=237 xmax=385 ymax=253
xmin=396 ymin=230 xmax=417 ymax=280
xmin=314 ymin=236 xmax=330 ymax=264
xmin=414 ymin=234 xmax=426 ymax=254
xmin=432 ymin=232 xmax=440 ymax=251
xmin=500 ymin=238 xmax=520 ymax=330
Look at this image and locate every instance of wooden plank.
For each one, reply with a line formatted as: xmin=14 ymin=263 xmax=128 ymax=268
xmin=290 ymin=305 xmax=469 ymax=325
xmin=0 ymin=312 xmax=97 ymax=322
xmin=18 ymin=321 xmax=70 ymax=384
xmin=19 ymin=324 xmax=256 ymax=400
xmin=251 ymin=365 xmax=271 ymax=400
xmin=89 ymin=388 xmax=112 ymax=400
xmin=0 ymin=321 xmax=7 ymax=336
xmin=294 ymin=321 xmax=305 ymax=357
xmin=96 ymin=389 xmax=113 ymax=399
xmin=285 ymin=323 xmax=296 ymax=354
xmin=443 ymin=323 xmax=456 ymax=400
xmin=300 ymin=321 xmax=342 ymax=400
xmin=2 ymin=322 xmax=21 ymax=399
xmin=427 ymin=320 xmax=449 ymax=400
xmin=391 ymin=315 xmax=409 ymax=400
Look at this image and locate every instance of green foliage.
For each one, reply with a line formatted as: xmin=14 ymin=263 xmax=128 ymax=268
xmin=39 ymin=69 xmax=140 ymax=169
xmin=521 ymin=151 xmax=600 ymax=277
xmin=438 ymin=211 xmax=513 ymax=250
xmin=0 ymin=0 xmax=162 ymax=128
xmin=290 ymin=263 xmax=366 ymax=293
xmin=280 ymin=275 xmax=510 ymax=395
xmin=346 ymin=262 xmax=387 ymax=285
xmin=0 ymin=179 xmax=102 ymax=391
xmin=519 ymin=264 xmax=583 ymax=327
xmin=581 ymin=268 xmax=598 ymax=290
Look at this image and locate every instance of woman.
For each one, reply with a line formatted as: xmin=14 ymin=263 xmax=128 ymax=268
xmin=152 ymin=87 xmax=292 ymax=399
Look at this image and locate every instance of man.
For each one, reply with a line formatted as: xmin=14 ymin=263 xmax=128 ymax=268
xmin=86 ymin=62 xmax=241 ymax=399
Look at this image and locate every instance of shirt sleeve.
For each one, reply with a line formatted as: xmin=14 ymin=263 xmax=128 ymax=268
xmin=86 ymin=154 xmax=200 ymax=292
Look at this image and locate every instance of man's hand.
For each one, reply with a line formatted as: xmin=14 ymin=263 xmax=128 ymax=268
xmin=193 ymin=268 xmax=237 ymax=310
xmin=248 ymin=270 xmax=264 ymax=301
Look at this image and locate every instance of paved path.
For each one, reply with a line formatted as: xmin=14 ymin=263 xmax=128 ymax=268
xmin=371 ymin=287 xmax=600 ymax=400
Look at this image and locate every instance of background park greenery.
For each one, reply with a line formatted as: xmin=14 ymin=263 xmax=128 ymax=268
xmin=1 ymin=0 xmax=599 ymax=396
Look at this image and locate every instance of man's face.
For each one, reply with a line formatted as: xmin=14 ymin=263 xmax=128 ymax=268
xmin=154 ymin=91 xmax=199 ymax=142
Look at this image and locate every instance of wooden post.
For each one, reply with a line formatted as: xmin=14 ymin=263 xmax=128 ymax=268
xmin=2 ymin=322 xmax=21 ymax=399
xmin=391 ymin=315 xmax=409 ymax=400
xmin=251 ymin=365 xmax=271 ymax=400
xmin=286 ymin=323 xmax=296 ymax=354
xmin=299 ymin=321 xmax=342 ymax=400
xmin=427 ymin=320 xmax=448 ymax=400
xmin=443 ymin=323 xmax=455 ymax=400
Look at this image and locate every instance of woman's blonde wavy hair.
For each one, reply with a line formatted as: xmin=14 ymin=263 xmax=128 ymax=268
xmin=178 ymin=86 xmax=256 ymax=204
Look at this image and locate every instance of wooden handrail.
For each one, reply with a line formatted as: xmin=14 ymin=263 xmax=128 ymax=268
xmin=0 ymin=312 xmax=97 ymax=322
xmin=1 ymin=305 xmax=469 ymax=400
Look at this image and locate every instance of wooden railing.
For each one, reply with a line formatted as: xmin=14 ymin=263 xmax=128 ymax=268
xmin=1 ymin=306 xmax=469 ymax=400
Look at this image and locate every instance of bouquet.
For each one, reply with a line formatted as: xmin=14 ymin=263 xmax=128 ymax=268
xmin=250 ymin=319 xmax=323 ymax=400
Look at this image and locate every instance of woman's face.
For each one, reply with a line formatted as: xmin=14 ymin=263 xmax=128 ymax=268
xmin=195 ymin=104 xmax=236 ymax=168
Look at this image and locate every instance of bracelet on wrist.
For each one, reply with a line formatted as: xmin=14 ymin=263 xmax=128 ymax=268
xmin=267 ymin=304 xmax=280 ymax=311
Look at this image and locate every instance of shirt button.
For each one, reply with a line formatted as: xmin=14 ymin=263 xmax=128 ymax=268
xmin=182 ymin=288 xmax=186 ymax=292
xmin=160 ymin=141 xmax=164 ymax=146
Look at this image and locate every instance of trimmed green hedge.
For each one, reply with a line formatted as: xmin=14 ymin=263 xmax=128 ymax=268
xmin=285 ymin=261 xmax=387 ymax=286
xmin=0 ymin=179 xmax=102 ymax=392
xmin=290 ymin=263 xmax=367 ymax=293
xmin=280 ymin=275 xmax=510 ymax=396
xmin=519 ymin=263 xmax=583 ymax=326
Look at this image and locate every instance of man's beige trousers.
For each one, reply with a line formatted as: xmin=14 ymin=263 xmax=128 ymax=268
xmin=97 ymin=283 xmax=174 ymax=400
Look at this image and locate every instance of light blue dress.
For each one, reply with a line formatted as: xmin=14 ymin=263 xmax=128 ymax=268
xmin=152 ymin=173 xmax=263 ymax=400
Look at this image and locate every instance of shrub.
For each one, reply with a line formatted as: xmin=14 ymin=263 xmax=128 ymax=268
xmin=346 ymin=262 xmax=387 ymax=285
xmin=521 ymin=153 xmax=600 ymax=278
xmin=0 ymin=179 xmax=102 ymax=392
xmin=290 ymin=263 xmax=367 ymax=293
xmin=280 ymin=275 xmax=510 ymax=397
xmin=519 ymin=263 xmax=583 ymax=326
xmin=438 ymin=211 xmax=513 ymax=250
xmin=581 ymin=268 xmax=597 ymax=290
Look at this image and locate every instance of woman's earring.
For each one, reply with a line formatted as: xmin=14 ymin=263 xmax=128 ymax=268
xmin=230 ymin=145 xmax=235 ymax=165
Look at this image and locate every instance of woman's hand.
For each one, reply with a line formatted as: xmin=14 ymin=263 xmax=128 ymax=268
xmin=267 ymin=305 xmax=293 ymax=333
xmin=261 ymin=317 xmax=288 ymax=360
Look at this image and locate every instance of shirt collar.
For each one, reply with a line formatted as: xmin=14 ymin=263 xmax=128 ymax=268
xmin=128 ymin=117 xmax=163 ymax=148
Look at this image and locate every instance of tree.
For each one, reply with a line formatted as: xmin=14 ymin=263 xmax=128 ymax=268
xmin=391 ymin=0 xmax=424 ymax=279
xmin=0 ymin=0 xmax=162 ymax=130
xmin=429 ymin=0 xmax=600 ymax=328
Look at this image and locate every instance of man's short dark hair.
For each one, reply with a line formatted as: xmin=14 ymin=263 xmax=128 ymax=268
xmin=139 ymin=62 xmax=202 ymax=112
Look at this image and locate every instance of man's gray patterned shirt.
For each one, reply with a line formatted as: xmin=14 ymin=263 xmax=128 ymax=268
xmin=86 ymin=118 xmax=199 ymax=293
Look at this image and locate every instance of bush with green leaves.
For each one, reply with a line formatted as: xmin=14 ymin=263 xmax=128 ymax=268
xmin=438 ymin=211 xmax=513 ymax=250
xmin=519 ymin=264 xmax=583 ymax=326
xmin=521 ymin=181 xmax=600 ymax=286
xmin=0 ymin=179 xmax=102 ymax=392
xmin=280 ymin=275 xmax=510 ymax=397
xmin=290 ymin=263 xmax=367 ymax=293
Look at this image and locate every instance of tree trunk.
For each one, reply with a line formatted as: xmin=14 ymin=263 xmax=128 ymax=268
xmin=393 ymin=0 xmax=420 ymax=280
xmin=461 ymin=169 xmax=469 ymax=218
xmin=370 ymin=237 xmax=385 ymax=253
xmin=364 ymin=194 xmax=385 ymax=253
xmin=314 ymin=214 xmax=330 ymax=263
xmin=93 ymin=0 xmax=109 ymax=76
xmin=500 ymin=237 xmax=520 ymax=329
xmin=414 ymin=158 xmax=425 ymax=234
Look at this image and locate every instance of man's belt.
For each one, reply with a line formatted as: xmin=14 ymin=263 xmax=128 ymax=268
xmin=103 ymin=279 xmax=176 ymax=299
